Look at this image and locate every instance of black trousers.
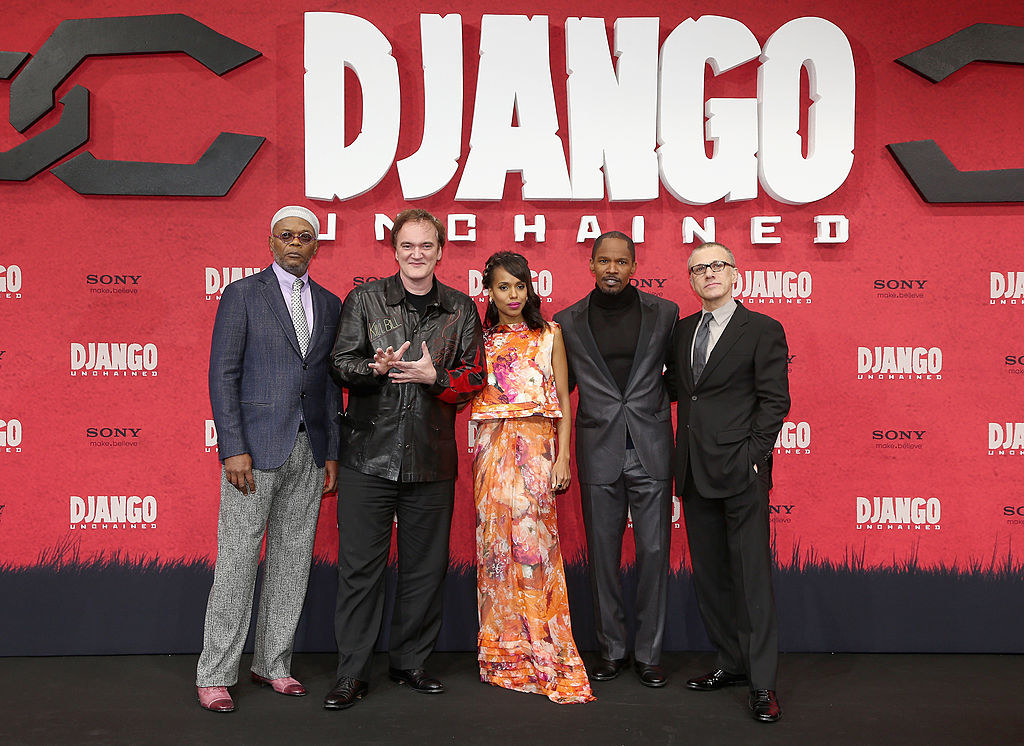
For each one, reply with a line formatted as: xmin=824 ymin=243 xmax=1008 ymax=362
xmin=682 ymin=463 xmax=778 ymax=690
xmin=334 ymin=467 xmax=454 ymax=681
xmin=580 ymin=449 xmax=672 ymax=665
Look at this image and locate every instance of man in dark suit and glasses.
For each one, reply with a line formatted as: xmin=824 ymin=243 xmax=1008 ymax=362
xmin=666 ymin=241 xmax=790 ymax=723
xmin=554 ymin=231 xmax=678 ymax=688
xmin=196 ymin=206 xmax=341 ymax=713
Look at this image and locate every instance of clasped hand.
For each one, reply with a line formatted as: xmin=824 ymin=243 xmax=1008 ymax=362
xmin=224 ymin=453 xmax=337 ymax=496
xmin=551 ymin=458 xmax=571 ymax=493
xmin=369 ymin=340 xmax=437 ymax=385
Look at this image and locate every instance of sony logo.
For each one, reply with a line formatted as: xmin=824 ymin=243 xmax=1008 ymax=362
xmin=86 ymin=427 xmax=142 ymax=438
xmin=872 ymin=430 xmax=925 ymax=440
xmin=86 ymin=274 xmax=141 ymax=285
xmin=873 ymin=279 xmax=926 ymax=290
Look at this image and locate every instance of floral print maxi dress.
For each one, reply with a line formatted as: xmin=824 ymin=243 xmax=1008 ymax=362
xmin=470 ymin=322 xmax=594 ymax=704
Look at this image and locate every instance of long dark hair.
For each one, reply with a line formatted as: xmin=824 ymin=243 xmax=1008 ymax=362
xmin=482 ymin=251 xmax=547 ymax=330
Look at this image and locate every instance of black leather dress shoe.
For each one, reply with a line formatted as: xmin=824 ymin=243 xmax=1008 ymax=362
xmin=323 ymin=676 xmax=368 ymax=710
xmin=589 ymin=656 xmax=629 ymax=681
xmin=634 ymin=662 xmax=668 ymax=688
xmin=388 ymin=668 xmax=445 ymax=693
xmin=686 ymin=669 xmax=749 ymax=691
xmin=749 ymin=689 xmax=782 ymax=722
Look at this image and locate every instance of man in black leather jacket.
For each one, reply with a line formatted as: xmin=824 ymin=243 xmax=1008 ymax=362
xmin=324 ymin=208 xmax=485 ymax=710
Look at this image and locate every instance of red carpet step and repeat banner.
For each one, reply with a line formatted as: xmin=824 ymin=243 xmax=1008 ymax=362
xmin=1 ymin=0 xmax=1022 ymax=654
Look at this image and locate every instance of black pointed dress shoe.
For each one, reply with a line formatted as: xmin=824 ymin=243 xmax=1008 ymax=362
xmin=686 ymin=669 xmax=749 ymax=691
xmin=634 ymin=662 xmax=668 ymax=688
xmin=323 ymin=676 xmax=368 ymax=710
xmin=589 ymin=656 xmax=630 ymax=681
xmin=388 ymin=667 xmax=445 ymax=693
xmin=749 ymin=689 xmax=782 ymax=722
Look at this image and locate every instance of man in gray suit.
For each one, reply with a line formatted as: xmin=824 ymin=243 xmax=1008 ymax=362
xmin=554 ymin=231 xmax=678 ymax=687
xmin=196 ymin=205 xmax=342 ymax=713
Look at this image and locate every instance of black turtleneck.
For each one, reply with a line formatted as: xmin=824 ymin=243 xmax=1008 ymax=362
xmin=587 ymin=283 xmax=641 ymax=393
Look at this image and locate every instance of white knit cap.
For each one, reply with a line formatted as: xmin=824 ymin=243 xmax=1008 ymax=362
xmin=270 ymin=205 xmax=320 ymax=235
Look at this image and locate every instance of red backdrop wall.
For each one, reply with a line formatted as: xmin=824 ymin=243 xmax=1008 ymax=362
xmin=1 ymin=0 xmax=1023 ymax=654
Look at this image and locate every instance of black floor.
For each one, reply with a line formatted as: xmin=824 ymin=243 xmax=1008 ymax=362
xmin=2 ymin=652 xmax=1021 ymax=745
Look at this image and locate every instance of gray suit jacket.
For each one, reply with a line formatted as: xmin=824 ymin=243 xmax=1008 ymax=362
xmin=209 ymin=266 xmax=342 ymax=470
xmin=554 ymin=290 xmax=678 ymax=484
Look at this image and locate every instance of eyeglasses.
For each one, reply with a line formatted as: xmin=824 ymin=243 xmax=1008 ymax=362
xmin=273 ymin=231 xmax=316 ymax=245
xmin=689 ymin=261 xmax=735 ymax=276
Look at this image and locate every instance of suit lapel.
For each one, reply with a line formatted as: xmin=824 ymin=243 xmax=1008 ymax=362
xmin=678 ymin=313 xmax=699 ymax=393
xmin=695 ymin=302 xmax=748 ymax=386
xmin=258 ymin=268 xmax=303 ymax=358
xmin=623 ymin=293 xmax=657 ymax=393
xmin=571 ymin=300 xmax=618 ymax=389
xmin=307 ymin=279 xmax=325 ymax=352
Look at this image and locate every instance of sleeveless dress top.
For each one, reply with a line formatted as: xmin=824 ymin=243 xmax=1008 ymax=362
xmin=470 ymin=322 xmax=561 ymax=421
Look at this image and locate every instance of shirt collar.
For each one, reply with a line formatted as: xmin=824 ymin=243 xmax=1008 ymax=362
xmin=704 ymin=298 xmax=737 ymax=326
xmin=270 ymin=261 xmax=309 ymax=291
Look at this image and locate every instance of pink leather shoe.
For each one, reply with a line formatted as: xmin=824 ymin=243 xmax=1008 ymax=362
xmin=251 ymin=672 xmax=307 ymax=696
xmin=197 ymin=686 xmax=235 ymax=712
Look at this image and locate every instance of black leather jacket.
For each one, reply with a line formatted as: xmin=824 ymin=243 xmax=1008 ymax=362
xmin=331 ymin=273 xmax=485 ymax=481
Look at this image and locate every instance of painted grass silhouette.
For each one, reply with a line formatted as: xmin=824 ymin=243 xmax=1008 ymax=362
xmin=2 ymin=533 xmax=1021 ymax=655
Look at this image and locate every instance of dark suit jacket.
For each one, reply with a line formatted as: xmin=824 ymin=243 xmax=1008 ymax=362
xmin=554 ymin=290 xmax=678 ymax=485
xmin=209 ymin=266 xmax=341 ymax=470
xmin=667 ymin=301 xmax=790 ymax=499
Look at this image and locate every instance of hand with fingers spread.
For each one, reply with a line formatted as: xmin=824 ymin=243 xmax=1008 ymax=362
xmin=388 ymin=341 xmax=437 ymax=385
xmin=368 ymin=341 xmax=411 ymax=376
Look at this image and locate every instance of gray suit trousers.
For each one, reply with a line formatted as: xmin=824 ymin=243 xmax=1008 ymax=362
xmin=196 ymin=432 xmax=324 ymax=686
xmin=580 ymin=449 xmax=672 ymax=665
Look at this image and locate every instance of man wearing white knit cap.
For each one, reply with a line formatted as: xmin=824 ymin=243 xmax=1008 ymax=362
xmin=196 ymin=205 xmax=342 ymax=712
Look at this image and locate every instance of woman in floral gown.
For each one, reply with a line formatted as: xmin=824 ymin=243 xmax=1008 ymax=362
xmin=470 ymin=251 xmax=593 ymax=704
